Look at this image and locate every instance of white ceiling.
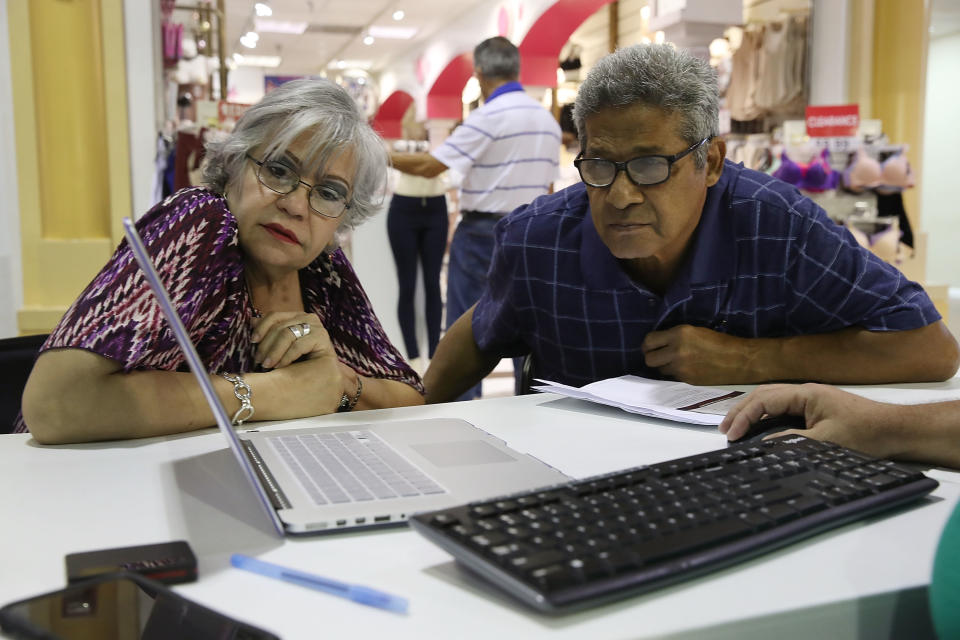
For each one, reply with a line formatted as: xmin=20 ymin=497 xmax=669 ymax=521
xmin=174 ymin=0 xmax=491 ymax=77
xmin=174 ymin=0 xmax=960 ymax=81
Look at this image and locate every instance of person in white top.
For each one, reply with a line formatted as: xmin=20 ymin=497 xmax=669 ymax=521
xmin=391 ymin=36 xmax=562 ymax=399
xmin=387 ymin=138 xmax=451 ymax=373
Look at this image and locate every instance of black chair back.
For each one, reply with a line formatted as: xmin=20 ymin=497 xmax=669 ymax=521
xmin=515 ymin=353 xmax=536 ymax=395
xmin=0 ymin=334 xmax=48 ymax=433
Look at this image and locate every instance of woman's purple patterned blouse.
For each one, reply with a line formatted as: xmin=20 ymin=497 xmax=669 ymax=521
xmin=14 ymin=188 xmax=422 ymax=433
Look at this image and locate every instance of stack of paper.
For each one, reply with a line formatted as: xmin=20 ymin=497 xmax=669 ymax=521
xmin=533 ymin=375 xmax=744 ymax=426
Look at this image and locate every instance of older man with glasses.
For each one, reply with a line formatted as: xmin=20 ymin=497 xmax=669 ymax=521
xmin=423 ymin=44 xmax=959 ymax=402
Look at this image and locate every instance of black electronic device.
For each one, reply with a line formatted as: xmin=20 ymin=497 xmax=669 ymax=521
xmin=65 ymin=540 xmax=197 ymax=585
xmin=410 ymin=435 xmax=938 ymax=613
xmin=730 ymin=413 xmax=807 ymax=444
xmin=0 ymin=572 xmax=279 ymax=639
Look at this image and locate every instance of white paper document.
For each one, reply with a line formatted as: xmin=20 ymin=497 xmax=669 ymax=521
xmin=533 ymin=375 xmax=745 ymax=426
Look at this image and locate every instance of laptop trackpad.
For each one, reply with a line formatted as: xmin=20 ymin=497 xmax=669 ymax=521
xmin=411 ymin=440 xmax=516 ymax=467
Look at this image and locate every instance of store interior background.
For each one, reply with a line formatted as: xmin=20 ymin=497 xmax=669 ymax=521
xmin=1 ymin=0 xmax=959 ymax=382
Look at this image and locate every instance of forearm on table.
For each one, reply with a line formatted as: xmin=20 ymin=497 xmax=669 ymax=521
xmin=93 ymin=368 xmax=423 ymax=430
xmin=22 ymin=352 xmax=340 ymax=443
xmin=747 ymin=323 xmax=960 ymax=384
xmin=24 ymin=365 xmax=233 ymax=443
xmin=424 ymin=307 xmax=500 ymax=403
xmin=873 ymin=400 xmax=960 ymax=468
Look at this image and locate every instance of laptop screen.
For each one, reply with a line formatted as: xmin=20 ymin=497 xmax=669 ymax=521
xmin=122 ymin=217 xmax=285 ymax=536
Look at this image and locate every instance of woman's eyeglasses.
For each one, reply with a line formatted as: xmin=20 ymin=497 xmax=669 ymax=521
xmin=247 ymin=154 xmax=350 ymax=219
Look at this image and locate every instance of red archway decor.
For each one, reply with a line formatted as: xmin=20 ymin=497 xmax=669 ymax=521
xmin=371 ymin=90 xmax=414 ymax=139
xmin=424 ymin=0 xmax=615 ymax=118
xmin=519 ymin=0 xmax=616 ymax=87
xmin=426 ymin=52 xmax=473 ymax=120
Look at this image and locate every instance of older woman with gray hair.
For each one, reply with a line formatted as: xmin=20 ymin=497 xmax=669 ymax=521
xmin=21 ymin=78 xmax=423 ymax=444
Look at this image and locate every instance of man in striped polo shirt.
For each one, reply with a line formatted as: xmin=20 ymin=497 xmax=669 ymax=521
xmin=391 ymin=37 xmax=562 ymax=400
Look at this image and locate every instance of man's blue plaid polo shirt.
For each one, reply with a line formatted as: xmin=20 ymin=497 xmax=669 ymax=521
xmin=472 ymin=160 xmax=940 ymax=387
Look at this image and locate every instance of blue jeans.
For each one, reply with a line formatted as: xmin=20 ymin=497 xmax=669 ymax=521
xmin=446 ymin=214 xmax=499 ymax=401
xmin=387 ymin=195 xmax=448 ymax=359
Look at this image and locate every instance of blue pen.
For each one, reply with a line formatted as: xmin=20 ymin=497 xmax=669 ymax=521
xmin=230 ymin=553 xmax=409 ymax=614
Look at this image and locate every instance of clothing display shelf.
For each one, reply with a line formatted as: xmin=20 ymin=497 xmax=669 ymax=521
xmin=724 ymin=7 xmax=812 ymax=131
xmin=172 ymin=2 xmax=226 ymax=100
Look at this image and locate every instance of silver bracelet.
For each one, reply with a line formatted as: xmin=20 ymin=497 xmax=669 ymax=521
xmin=219 ymin=372 xmax=254 ymax=426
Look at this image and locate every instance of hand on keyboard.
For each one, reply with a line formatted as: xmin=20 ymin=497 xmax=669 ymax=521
xmin=720 ymin=384 xmax=903 ymax=459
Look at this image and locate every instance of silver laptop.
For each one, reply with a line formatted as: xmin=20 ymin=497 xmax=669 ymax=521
xmin=122 ymin=218 xmax=569 ymax=536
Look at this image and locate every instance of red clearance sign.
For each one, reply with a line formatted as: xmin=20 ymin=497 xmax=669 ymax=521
xmin=805 ymin=105 xmax=860 ymax=137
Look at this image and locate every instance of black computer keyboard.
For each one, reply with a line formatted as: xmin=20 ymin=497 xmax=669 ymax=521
xmin=409 ymin=435 xmax=938 ymax=613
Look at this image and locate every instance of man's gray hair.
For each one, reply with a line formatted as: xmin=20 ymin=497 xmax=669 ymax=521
xmin=573 ymin=45 xmax=719 ymax=168
xmin=473 ymin=36 xmax=520 ymax=80
xmin=203 ymin=78 xmax=387 ymax=229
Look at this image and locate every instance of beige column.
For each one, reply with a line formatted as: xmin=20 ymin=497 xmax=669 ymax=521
xmin=870 ymin=0 xmax=929 ymax=232
xmin=847 ymin=0 xmax=874 ymax=118
xmin=853 ymin=0 xmax=943 ymax=312
xmin=8 ymin=0 xmax=132 ymax=334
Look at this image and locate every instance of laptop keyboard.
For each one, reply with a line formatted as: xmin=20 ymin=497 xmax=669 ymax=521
xmin=409 ymin=435 xmax=938 ymax=613
xmin=269 ymin=431 xmax=446 ymax=504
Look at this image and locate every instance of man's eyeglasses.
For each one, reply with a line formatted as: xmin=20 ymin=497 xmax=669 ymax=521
xmin=246 ymin=154 xmax=351 ymax=219
xmin=574 ymin=137 xmax=711 ymax=188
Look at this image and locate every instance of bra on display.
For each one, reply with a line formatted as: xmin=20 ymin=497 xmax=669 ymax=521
xmin=845 ymin=216 xmax=901 ymax=265
xmin=842 ymin=148 xmax=915 ymax=194
xmin=728 ymin=135 xmax=775 ymax=173
xmin=772 ymin=147 xmax=839 ymax=192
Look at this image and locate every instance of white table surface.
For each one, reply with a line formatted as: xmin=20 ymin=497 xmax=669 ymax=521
xmin=3 ymin=380 xmax=960 ymax=640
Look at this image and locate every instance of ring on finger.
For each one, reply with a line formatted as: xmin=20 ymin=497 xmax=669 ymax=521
xmin=300 ymin=322 xmax=311 ymax=337
xmin=288 ymin=324 xmax=304 ymax=339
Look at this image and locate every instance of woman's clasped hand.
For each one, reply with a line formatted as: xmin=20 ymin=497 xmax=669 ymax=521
xmin=250 ymin=312 xmax=333 ymax=371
